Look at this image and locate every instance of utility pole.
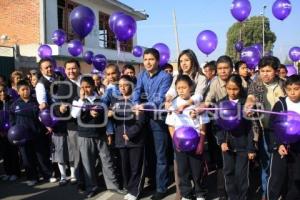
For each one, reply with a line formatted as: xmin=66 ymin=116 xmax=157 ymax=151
xmin=173 ymin=9 xmax=180 ymax=59
xmin=262 ymin=5 xmax=267 ymax=56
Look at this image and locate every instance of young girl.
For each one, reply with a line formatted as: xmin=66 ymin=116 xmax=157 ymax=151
xmin=166 ymin=75 xmax=209 ymax=200
xmin=0 ymin=83 xmax=20 ymax=181
xmin=111 ymin=75 xmax=146 ymax=200
xmin=165 ymin=49 xmax=207 ymax=110
xmin=234 ymin=61 xmax=251 ymax=91
xmin=71 ymin=76 xmax=120 ymax=198
xmin=216 ymin=74 xmax=256 ymax=200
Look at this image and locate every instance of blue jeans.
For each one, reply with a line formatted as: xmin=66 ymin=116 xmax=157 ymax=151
xmin=259 ymin=130 xmax=271 ymax=197
xmin=149 ymin=119 xmax=169 ymax=193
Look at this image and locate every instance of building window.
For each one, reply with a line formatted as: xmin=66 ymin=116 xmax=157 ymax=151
xmin=99 ymin=12 xmax=133 ymax=52
xmin=57 ymin=0 xmax=80 ymax=41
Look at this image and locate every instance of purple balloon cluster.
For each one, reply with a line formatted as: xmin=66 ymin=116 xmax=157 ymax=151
xmin=152 ymin=43 xmax=171 ymax=66
xmin=196 ymin=30 xmax=218 ymax=56
xmin=230 ymin=0 xmax=252 ymax=22
xmin=273 ymin=111 xmax=300 ymax=144
xmin=173 ymin=126 xmax=200 ymax=152
xmin=109 ymin=12 xmax=137 ymax=42
xmin=272 ymin=0 xmax=292 ymax=21
xmin=216 ymin=100 xmax=241 ymax=131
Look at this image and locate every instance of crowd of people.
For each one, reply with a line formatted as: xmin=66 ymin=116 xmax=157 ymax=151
xmin=0 ymin=48 xmax=299 ymax=200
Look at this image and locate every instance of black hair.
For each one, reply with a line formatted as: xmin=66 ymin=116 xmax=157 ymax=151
xmin=278 ymin=64 xmax=288 ymax=73
xmin=80 ymin=76 xmax=95 ymax=87
xmin=143 ymin=48 xmax=160 ymax=61
xmin=178 ymin=49 xmax=202 ymax=79
xmin=16 ymin=79 xmax=30 ymax=90
xmin=106 ymin=63 xmax=120 ymax=75
xmin=162 ymin=63 xmax=173 ymax=70
xmin=203 ymin=60 xmax=216 ymax=71
xmin=0 ymin=74 xmax=7 ymax=82
xmin=258 ymin=56 xmax=280 ymax=70
xmin=234 ymin=60 xmax=247 ymax=72
xmin=226 ymin=74 xmax=246 ymax=98
xmin=216 ymin=55 xmax=233 ymax=69
xmin=285 ymin=75 xmax=300 ymax=87
xmin=122 ymin=64 xmax=135 ymax=74
xmin=119 ymin=75 xmax=135 ymax=94
xmin=175 ymin=74 xmax=194 ymax=88
xmin=38 ymin=57 xmax=54 ymax=69
xmin=64 ymin=58 xmax=81 ymax=70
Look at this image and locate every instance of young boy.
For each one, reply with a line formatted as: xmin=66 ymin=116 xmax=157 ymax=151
xmin=71 ymin=76 xmax=122 ymax=198
xmin=267 ymin=75 xmax=300 ymax=200
xmin=9 ymin=80 xmax=52 ymax=186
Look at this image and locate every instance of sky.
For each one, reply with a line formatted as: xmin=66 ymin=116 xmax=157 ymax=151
xmin=120 ymin=0 xmax=300 ymax=64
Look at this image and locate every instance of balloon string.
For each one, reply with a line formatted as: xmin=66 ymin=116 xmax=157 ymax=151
xmin=8 ymin=105 xmax=297 ymax=116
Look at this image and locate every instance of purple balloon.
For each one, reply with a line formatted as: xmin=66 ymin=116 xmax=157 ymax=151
xmin=83 ymin=51 xmax=94 ymax=64
xmin=241 ymin=46 xmax=261 ymax=69
xmin=54 ymin=66 xmax=66 ymax=78
xmin=92 ymin=54 xmax=107 ymax=72
xmin=216 ymin=100 xmax=241 ymax=131
xmin=39 ymin=109 xmax=58 ymax=128
xmin=7 ymin=125 xmax=31 ymax=146
xmin=69 ymin=6 xmax=95 ymax=38
xmin=230 ymin=0 xmax=252 ymax=22
xmin=52 ymin=29 xmax=66 ymax=46
xmin=251 ymin=43 xmax=263 ymax=56
xmin=68 ymin=39 xmax=83 ymax=57
xmin=7 ymin=88 xmax=19 ymax=101
xmin=289 ymin=47 xmax=300 ymax=62
xmin=286 ymin=64 xmax=298 ymax=76
xmin=152 ymin=43 xmax=170 ymax=66
xmin=132 ymin=45 xmax=143 ymax=57
xmin=235 ymin=41 xmax=244 ymax=52
xmin=273 ymin=111 xmax=300 ymax=144
xmin=113 ymin=14 xmax=137 ymax=42
xmin=196 ymin=30 xmax=218 ymax=56
xmin=38 ymin=44 xmax=52 ymax=58
xmin=0 ymin=110 xmax=10 ymax=132
xmin=272 ymin=0 xmax=292 ymax=21
xmin=109 ymin=11 xmax=125 ymax=32
xmin=173 ymin=126 xmax=200 ymax=152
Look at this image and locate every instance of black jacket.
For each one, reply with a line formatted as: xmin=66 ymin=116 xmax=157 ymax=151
xmin=269 ymin=97 xmax=300 ymax=152
xmin=215 ymin=96 xmax=255 ymax=152
xmin=55 ymin=78 xmax=80 ymax=131
xmin=0 ymin=96 xmax=12 ymax=132
xmin=9 ymin=97 xmax=46 ymax=137
xmin=76 ymin=96 xmax=107 ymax=138
xmin=111 ymin=97 xmax=146 ymax=148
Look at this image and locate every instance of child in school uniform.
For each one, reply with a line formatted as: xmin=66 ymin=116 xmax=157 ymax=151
xmin=216 ymin=74 xmax=256 ymax=200
xmin=267 ymin=75 xmax=300 ymax=200
xmin=71 ymin=76 xmax=121 ymax=198
xmin=110 ymin=75 xmax=146 ymax=200
xmin=166 ymin=75 xmax=209 ymax=200
xmin=9 ymin=80 xmax=53 ymax=186
xmin=0 ymin=83 xmax=20 ymax=181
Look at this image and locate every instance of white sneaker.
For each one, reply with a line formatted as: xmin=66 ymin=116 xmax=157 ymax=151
xmin=124 ymin=193 xmax=131 ymax=199
xmin=197 ymin=198 xmax=205 ymax=200
xmin=49 ymin=177 xmax=57 ymax=183
xmin=26 ymin=180 xmax=37 ymax=186
xmin=9 ymin=175 xmax=17 ymax=181
xmin=127 ymin=194 xmax=137 ymax=200
xmin=181 ymin=198 xmax=192 ymax=200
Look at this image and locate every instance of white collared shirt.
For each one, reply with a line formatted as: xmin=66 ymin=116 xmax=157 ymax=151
xmin=35 ymin=75 xmax=54 ymax=104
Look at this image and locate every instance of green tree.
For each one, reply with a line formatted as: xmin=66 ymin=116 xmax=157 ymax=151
xmin=226 ymin=16 xmax=276 ymax=61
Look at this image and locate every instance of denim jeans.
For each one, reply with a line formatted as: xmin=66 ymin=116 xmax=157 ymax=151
xmin=259 ymin=130 xmax=271 ymax=197
xmin=149 ymin=119 xmax=169 ymax=193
